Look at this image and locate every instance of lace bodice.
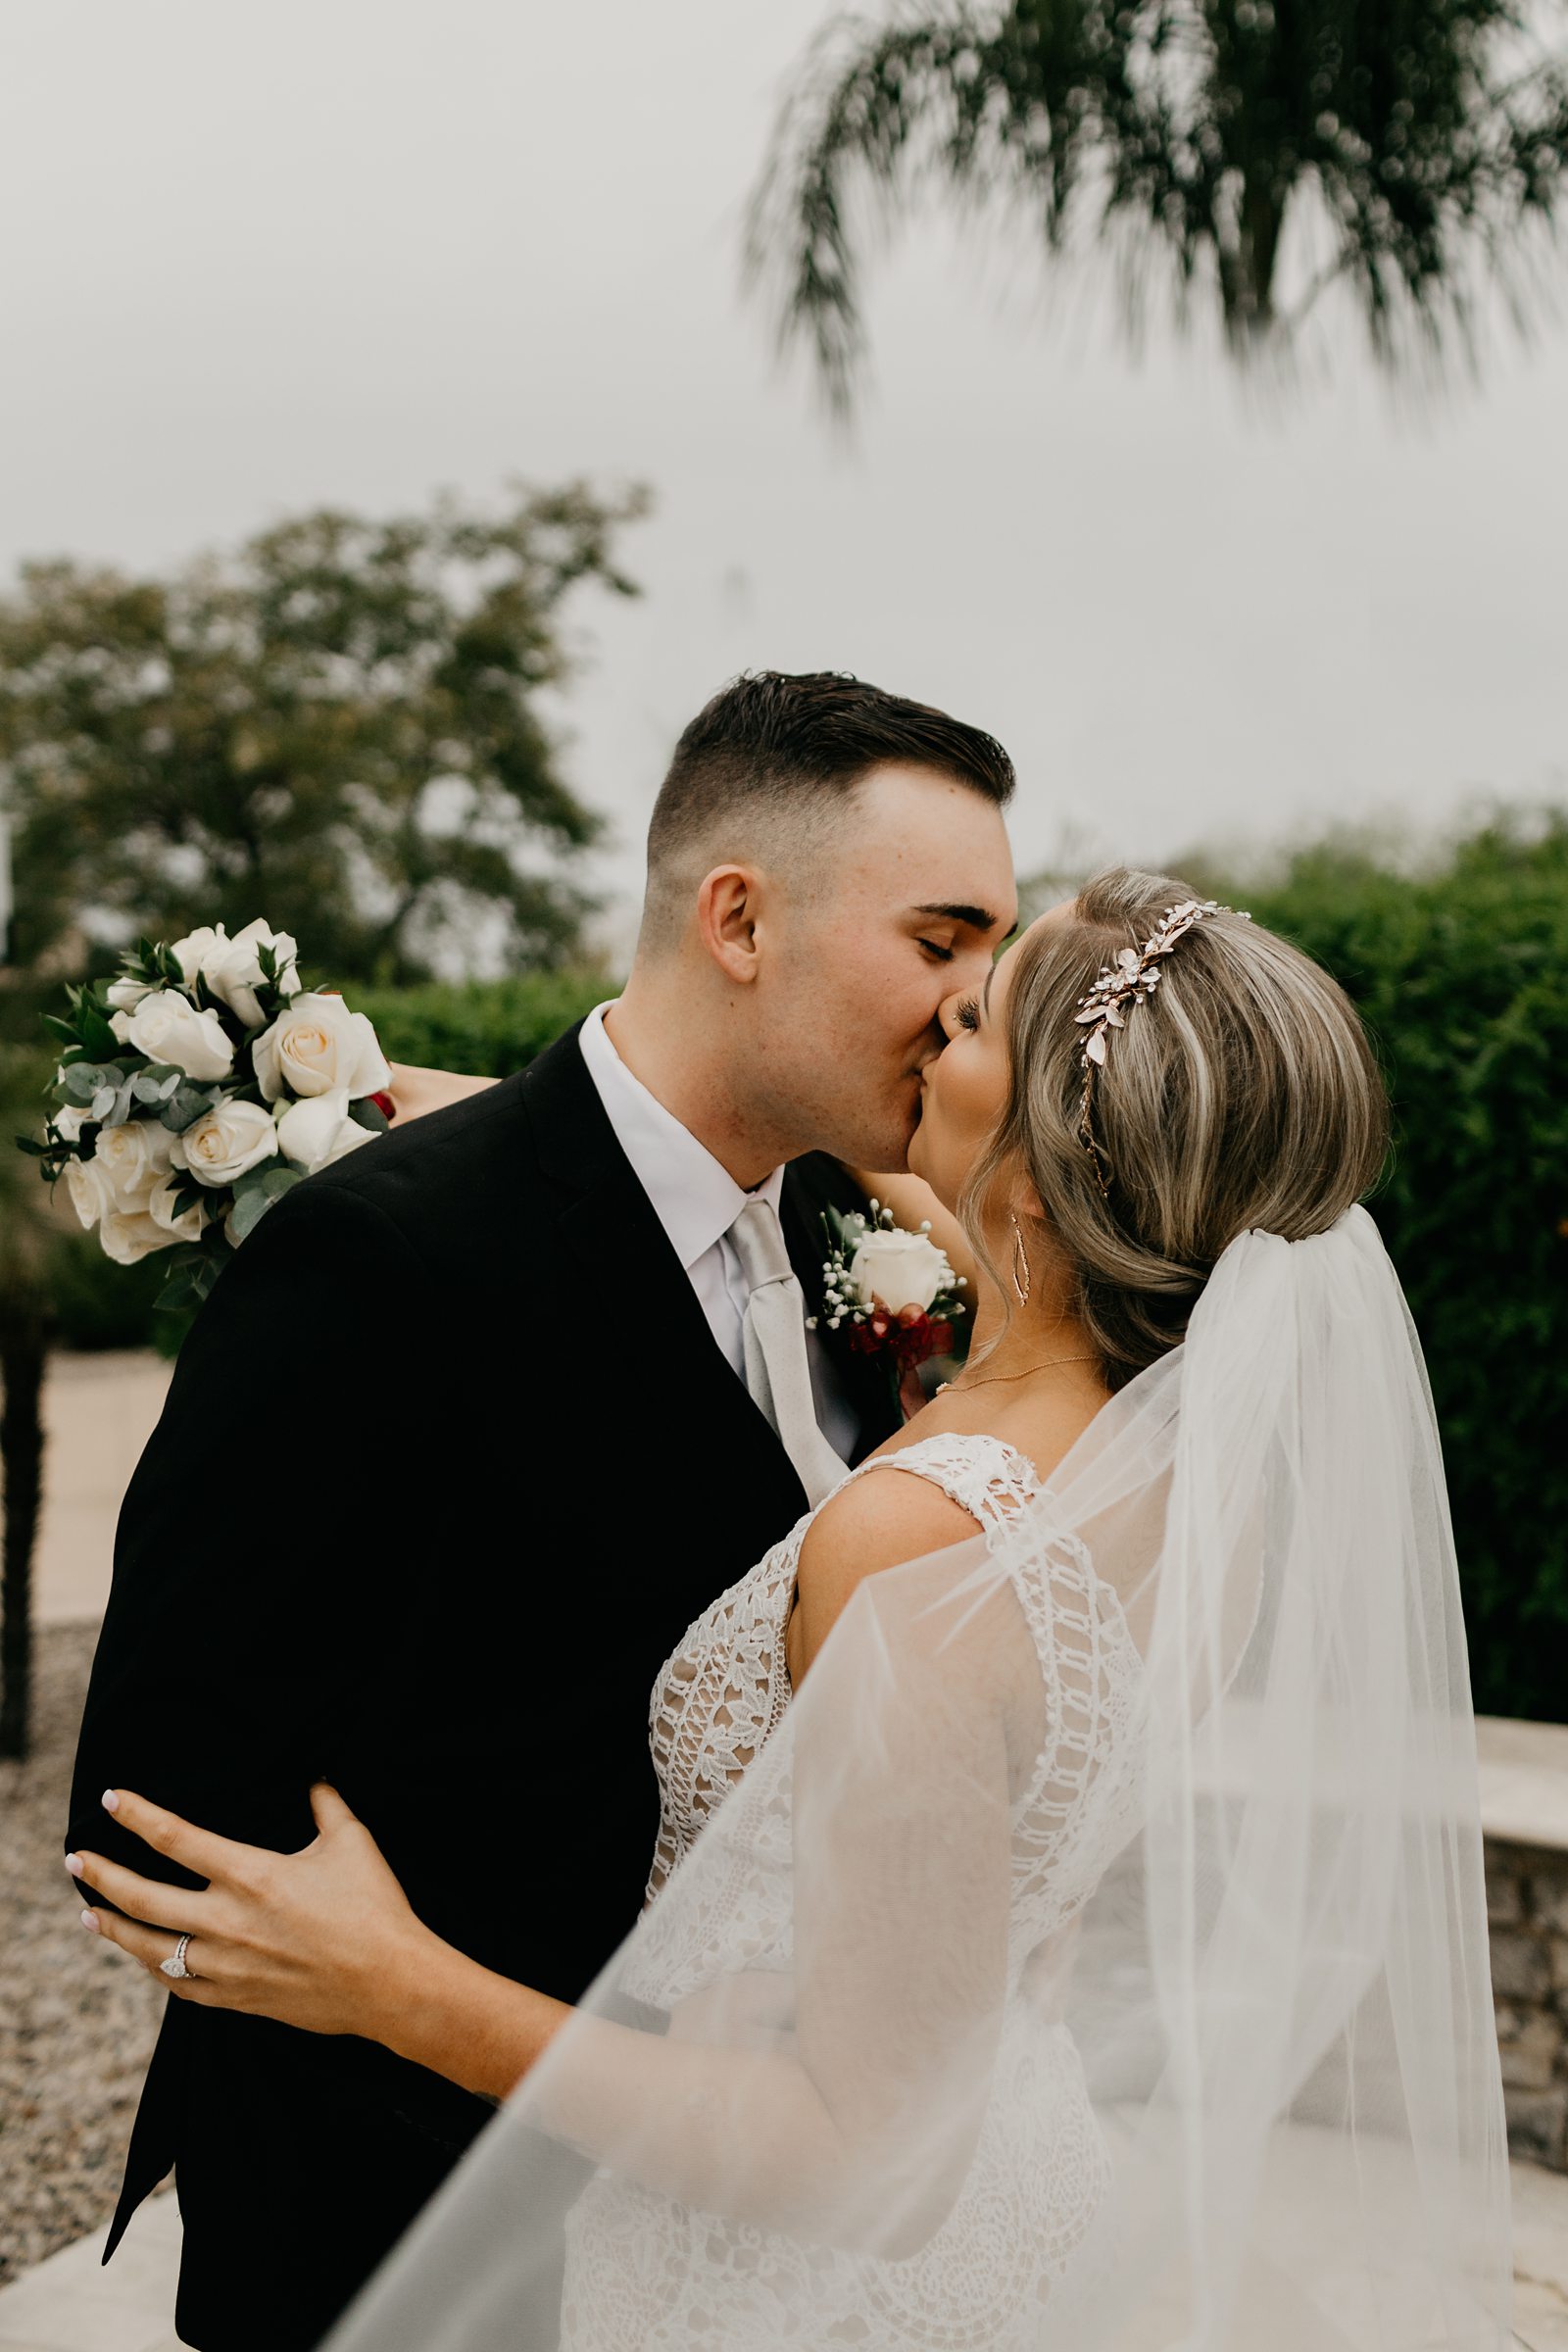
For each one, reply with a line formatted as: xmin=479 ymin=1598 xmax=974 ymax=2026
xmin=563 ymin=1432 xmax=1149 ymax=2351
xmin=631 ymin=1431 xmax=1145 ymax=2022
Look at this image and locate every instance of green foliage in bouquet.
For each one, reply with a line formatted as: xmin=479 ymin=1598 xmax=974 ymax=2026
xmin=1201 ymin=814 xmax=1568 ymax=1724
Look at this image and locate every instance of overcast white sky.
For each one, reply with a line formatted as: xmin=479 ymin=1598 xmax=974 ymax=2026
xmin=3 ymin=0 xmax=1565 ymax=956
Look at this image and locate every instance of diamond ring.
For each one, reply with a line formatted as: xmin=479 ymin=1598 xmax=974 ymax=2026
xmin=160 ymin=1933 xmax=194 ymax=1981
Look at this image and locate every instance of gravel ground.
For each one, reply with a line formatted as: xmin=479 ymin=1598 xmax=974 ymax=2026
xmin=0 ymin=1620 xmax=166 ymax=2282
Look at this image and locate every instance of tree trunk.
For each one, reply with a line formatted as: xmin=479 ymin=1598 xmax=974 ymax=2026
xmin=0 ymin=1304 xmax=48 ymax=1761
xmin=1241 ymin=178 xmax=1285 ymax=327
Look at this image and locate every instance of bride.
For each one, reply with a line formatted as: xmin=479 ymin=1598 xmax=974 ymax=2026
xmin=73 ymin=868 xmax=1513 ymax=2349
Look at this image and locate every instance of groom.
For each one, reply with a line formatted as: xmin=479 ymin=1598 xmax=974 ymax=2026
xmin=68 ymin=669 xmax=1017 ymax=2351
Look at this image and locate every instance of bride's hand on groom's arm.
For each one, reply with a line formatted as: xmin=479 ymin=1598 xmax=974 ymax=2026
xmin=70 ymin=1784 xmax=432 ymax=2040
xmin=69 ymin=1786 xmax=569 ymax=2100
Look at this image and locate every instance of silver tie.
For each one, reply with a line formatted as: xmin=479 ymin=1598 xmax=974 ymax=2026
xmin=728 ymin=1198 xmax=848 ymax=1509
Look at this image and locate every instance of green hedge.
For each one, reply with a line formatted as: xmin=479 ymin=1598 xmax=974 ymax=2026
xmin=352 ymin=971 xmax=612 ymax=1078
xmin=36 ymin=832 xmax=1568 ymax=1718
xmin=1210 ymin=817 xmax=1568 ymax=1723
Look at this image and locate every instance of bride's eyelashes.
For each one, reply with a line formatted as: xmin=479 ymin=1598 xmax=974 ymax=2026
xmin=953 ymin=996 xmax=981 ymax=1033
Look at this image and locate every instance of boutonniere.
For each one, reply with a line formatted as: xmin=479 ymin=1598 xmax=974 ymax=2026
xmin=809 ymin=1200 xmax=968 ymax=1412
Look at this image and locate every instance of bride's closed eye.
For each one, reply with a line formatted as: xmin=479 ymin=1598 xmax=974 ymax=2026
xmin=952 ymin=996 xmax=981 ymax=1034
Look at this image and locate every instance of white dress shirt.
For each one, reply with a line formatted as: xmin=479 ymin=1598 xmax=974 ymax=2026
xmin=577 ymin=1003 xmax=858 ymax=1459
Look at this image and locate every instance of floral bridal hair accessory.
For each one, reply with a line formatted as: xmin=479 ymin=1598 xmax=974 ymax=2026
xmin=1073 ymin=897 xmax=1250 ymax=1198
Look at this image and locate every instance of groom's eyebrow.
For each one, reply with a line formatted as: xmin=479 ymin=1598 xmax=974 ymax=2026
xmin=912 ymin=901 xmax=1004 ymax=932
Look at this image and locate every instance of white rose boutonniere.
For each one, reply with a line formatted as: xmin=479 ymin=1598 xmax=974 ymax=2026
xmin=814 ymin=1200 xmax=968 ymax=1418
xmin=847 ymin=1225 xmax=950 ymax=1316
xmin=20 ymin=919 xmax=396 ymax=1313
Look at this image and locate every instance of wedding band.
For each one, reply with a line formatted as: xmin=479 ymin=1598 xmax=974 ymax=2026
xmin=160 ymin=1934 xmax=194 ymax=1981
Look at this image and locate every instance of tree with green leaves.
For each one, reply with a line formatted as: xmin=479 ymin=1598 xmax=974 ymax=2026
xmin=749 ymin=0 xmax=1568 ymax=407
xmin=0 ymin=481 xmax=648 ymax=992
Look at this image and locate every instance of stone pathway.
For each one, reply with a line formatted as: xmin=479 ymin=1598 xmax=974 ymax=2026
xmin=1 ymin=2159 xmax=1564 ymax=2350
xmin=30 ymin=1351 xmax=172 ymax=1626
xmin=0 ymin=2192 xmax=179 ymax=2352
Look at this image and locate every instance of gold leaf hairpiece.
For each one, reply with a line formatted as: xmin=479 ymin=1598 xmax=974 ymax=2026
xmin=1074 ymin=899 xmax=1249 ymax=1197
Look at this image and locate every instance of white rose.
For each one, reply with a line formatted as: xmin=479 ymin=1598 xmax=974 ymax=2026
xmin=91 ymin=1116 xmax=174 ymax=1211
xmin=171 ymin=1099 xmax=279 ymax=1188
xmin=848 ymin=1227 xmax=950 ymax=1316
xmin=51 ymin=1105 xmax=86 ymax=1144
xmin=251 ymin=993 xmax=391 ymax=1103
xmin=148 ymin=1173 xmax=206 ymax=1240
xmin=99 ymin=1203 xmax=177 ymax=1265
xmin=204 ymin=918 xmax=302 ymax=1028
xmin=168 ymin=923 xmax=228 ymax=990
xmin=111 ymin=990 xmax=235 ymax=1082
xmin=64 ymin=1151 xmax=110 ymax=1232
xmin=274 ymin=1088 xmax=378 ymax=1175
xmin=106 ymin=973 xmax=158 ymax=1011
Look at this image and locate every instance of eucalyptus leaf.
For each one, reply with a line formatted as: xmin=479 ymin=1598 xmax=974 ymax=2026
xmin=159 ymin=1082 xmax=219 ymax=1135
xmin=131 ymin=1063 xmax=183 ymax=1104
xmin=154 ymin=1273 xmax=204 ymax=1313
xmin=228 ymin=1186 xmax=280 ymax=1243
xmin=62 ymin=1061 xmax=121 ymax=1105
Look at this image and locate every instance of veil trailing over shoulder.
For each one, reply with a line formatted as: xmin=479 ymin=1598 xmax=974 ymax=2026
xmin=328 ymin=1207 xmax=1512 ymax=2351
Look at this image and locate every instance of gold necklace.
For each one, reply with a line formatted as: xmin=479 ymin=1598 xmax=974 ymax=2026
xmin=936 ymin=1352 xmax=1100 ymax=1396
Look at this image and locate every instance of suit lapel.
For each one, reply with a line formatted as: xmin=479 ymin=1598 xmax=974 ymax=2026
xmin=781 ymin=1153 xmax=905 ymax=1456
xmin=519 ymin=1029 xmax=810 ymax=1509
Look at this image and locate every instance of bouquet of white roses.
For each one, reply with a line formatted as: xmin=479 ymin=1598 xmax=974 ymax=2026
xmin=20 ymin=918 xmax=393 ymax=1313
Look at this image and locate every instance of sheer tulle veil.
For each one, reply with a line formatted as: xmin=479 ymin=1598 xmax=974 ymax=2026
xmin=327 ymin=1206 xmax=1512 ymax=2351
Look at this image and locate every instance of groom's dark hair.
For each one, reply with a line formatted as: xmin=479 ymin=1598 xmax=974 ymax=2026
xmin=643 ymin=670 xmax=1014 ymax=943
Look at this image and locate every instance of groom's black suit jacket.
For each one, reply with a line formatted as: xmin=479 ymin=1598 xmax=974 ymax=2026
xmin=68 ymin=1026 xmax=898 ymax=2352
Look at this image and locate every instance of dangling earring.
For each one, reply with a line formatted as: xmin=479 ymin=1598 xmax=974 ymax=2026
xmin=1009 ymin=1215 xmax=1032 ymax=1306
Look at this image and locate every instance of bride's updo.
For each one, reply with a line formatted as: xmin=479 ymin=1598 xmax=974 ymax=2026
xmin=970 ymin=866 xmax=1391 ymax=1390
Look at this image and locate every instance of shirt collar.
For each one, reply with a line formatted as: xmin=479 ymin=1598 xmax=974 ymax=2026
xmin=577 ymin=1003 xmax=786 ymax=1269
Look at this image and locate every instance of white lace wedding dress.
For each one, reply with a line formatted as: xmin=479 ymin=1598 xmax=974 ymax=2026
xmin=559 ymin=1431 xmax=1148 ymax=2352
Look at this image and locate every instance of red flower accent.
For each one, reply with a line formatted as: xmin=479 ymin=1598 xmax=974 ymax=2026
xmin=848 ymin=1308 xmax=893 ymax=1357
xmin=845 ymin=1300 xmax=956 ymax=1370
xmin=368 ymin=1090 xmax=396 ymax=1124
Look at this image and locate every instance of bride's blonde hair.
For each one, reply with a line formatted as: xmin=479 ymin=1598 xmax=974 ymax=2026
xmin=964 ymin=866 xmax=1391 ymax=1389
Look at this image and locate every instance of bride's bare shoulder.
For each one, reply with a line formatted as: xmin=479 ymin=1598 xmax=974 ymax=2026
xmin=792 ymin=1463 xmax=980 ymax=1676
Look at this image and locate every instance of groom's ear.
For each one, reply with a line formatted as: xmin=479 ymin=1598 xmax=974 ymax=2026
xmin=695 ymin=862 xmax=766 ymax=985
